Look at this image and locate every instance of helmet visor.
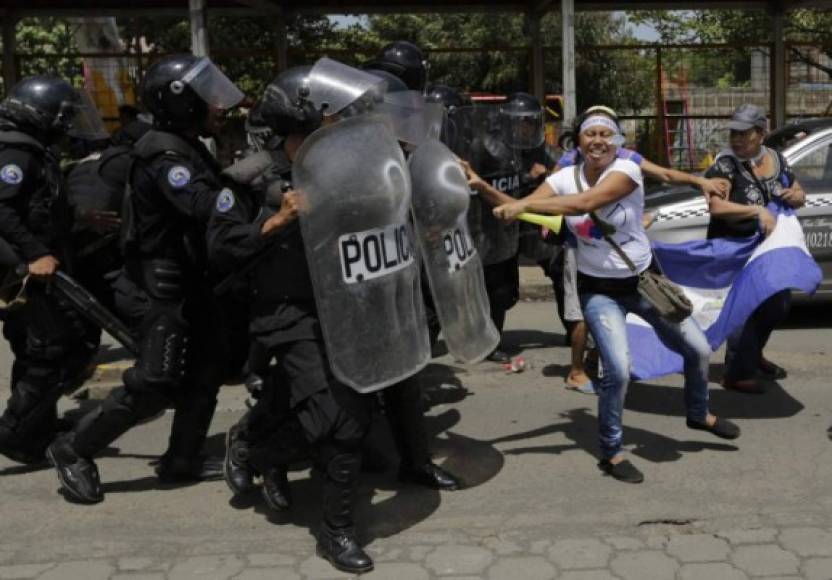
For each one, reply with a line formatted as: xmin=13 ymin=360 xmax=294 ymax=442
xmin=500 ymin=109 xmax=544 ymax=149
xmin=307 ymin=58 xmax=386 ymax=117
xmin=376 ymin=90 xmax=436 ymax=146
xmin=65 ymin=89 xmax=109 ymax=140
xmin=181 ymin=57 xmax=244 ymax=110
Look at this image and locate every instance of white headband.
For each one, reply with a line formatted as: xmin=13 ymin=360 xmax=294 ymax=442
xmin=580 ymin=115 xmax=620 ymax=135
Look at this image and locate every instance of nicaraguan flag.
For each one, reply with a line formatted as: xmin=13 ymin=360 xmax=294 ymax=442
xmin=628 ymin=202 xmax=822 ymax=380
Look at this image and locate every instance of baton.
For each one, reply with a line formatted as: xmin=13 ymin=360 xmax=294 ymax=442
xmin=516 ymin=212 xmax=563 ymax=234
xmin=8 ymin=259 xmax=139 ymax=355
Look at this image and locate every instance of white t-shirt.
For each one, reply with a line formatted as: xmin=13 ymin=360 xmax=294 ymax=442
xmin=544 ymin=159 xmax=651 ymax=279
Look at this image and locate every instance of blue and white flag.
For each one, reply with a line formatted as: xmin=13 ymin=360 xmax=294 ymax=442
xmin=629 ymin=202 xmax=822 ymax=380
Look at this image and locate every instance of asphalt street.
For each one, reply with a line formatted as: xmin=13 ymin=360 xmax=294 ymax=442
xmin=0 ymin=296 xmax=831 ymax=579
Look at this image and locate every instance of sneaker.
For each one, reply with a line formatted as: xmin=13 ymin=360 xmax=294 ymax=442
xmin=46 ymin=436 xmax=103 ymax=504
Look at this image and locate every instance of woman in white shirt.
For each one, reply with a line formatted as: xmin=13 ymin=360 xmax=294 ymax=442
xmin=486 ymin=112 xmax=741 ymax=483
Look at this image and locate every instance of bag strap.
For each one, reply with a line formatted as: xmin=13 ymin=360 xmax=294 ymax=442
xmin=572 ymin=165 xmax=639 ymax=274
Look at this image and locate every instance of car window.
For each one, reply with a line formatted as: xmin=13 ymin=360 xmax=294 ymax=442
xmin=791 ymin=139 xmax=832 ymax=192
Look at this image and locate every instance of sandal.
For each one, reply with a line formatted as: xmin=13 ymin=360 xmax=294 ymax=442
xmin=565 ymin=379 xmax=597 ymax=395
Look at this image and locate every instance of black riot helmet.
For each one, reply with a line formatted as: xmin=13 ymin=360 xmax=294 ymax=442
xmin=425 ymin=85 xmax=465 ymax=110
xmin=364 ymin=40 xmax=427 ymax=92
xmin=363 ymin=67 xmax=408 ymax=94
xmin=248 ymin=65 xmax=323 ymax=139
xmin=498 ymin=92 xmax=545 ymax=150
xmin=141 ymin=54 xmax=243 ymax=132
xmin=0 ymin=75 xmax=89 ymax=143
xmin=425 ymin=85 xmax=471 ymax=155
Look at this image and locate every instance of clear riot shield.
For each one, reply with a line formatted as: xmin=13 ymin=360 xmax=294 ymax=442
xmin=456 ymin=104 xmax=523 ymax=265
xmin=293 ymin=115 xmax=430 ymax=393
xmin=409 ymin=139 xmax=499 ymax=363
xmin=306 ymin=58 xmax=386 ymax=118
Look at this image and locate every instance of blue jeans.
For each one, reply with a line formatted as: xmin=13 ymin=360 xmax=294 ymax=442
xmin=579 ymin=291 xmax=712 ymax=460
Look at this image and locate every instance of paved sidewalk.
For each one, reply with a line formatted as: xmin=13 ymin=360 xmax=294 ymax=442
xmin=1 ymin=515 xmax=831 ymax=579
xmin=2 ymin=301 xmax=831 ymax=579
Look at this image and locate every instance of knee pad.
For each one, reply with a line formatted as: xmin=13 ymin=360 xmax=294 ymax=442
xmin=135 ymin=307 xmax=189 ymax=387
xmin=142 ymin=259 xmax=185 ymax=301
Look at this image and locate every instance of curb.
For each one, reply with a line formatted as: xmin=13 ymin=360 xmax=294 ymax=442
xmin=520 ymin=282 xmax=554 ymax=302
xmin=75 ymin=361 xmax=131 ymax=400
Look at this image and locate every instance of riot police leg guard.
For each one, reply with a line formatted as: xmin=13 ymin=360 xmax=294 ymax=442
xmin=316 ymin=445 xmax=373 ymax=574
xmin=483 ymin=257 xmax=520 ymax=363
xmin=224 ymin=345 xmax=271 ymax=495
xmin=157 ymin=390 xmax=221 ymax=483
xmin=48 ymin=290 xmax=188 ymax=503
xmin=0 ymin=292 xmax=85 ymax=463
xmin=386 ymin=376 xmax=459 ymax=491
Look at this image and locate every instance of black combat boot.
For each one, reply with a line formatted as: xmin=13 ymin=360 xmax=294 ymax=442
xmin=261 ymin=466 xmax=292 ymax=511
xmin=400 ymin=461 xmax=460 ymax=490
xmin=156 ymin=454 xmax=224 ymax=483
xmin=157 ymin=394 xmax=223 ymax=483
xmin=46 ymin=434 xmax=103 ymax=504
xmin=223 ymin=425 xmax=256 ymax=494
xmin=316 ymin=451 xmax=373 ymax=574
xmin=0 ymin=420 xmax=47 ymax=465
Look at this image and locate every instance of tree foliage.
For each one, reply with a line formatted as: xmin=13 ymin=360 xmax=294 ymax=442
xmin=628 ymin=9 xmax=832 ymax=80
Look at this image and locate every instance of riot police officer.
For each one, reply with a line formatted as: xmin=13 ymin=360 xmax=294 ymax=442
xmin=365 ymin=40 xmax=428 ymax=92
xmin=208 ymin=64 xmax=377 ymax=574
xmin=468 ymin=93 xmax=544 ymax=363
xmin=47 ymin=54 xmax=244 ymax=503
xmin=0 ymin=75 xmax=106 ymax=464
xmin=359 ymin=68 xmax=460 ymax=491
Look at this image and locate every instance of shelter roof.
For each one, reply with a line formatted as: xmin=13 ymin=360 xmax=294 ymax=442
xmin=3 ymin=0 xmax=826 ymax=16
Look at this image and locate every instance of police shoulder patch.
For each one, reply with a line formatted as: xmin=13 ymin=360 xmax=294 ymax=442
xmin=167 ymin=165 xmax=192 ymax=188
xmin=0 ymin=164 xmax=24 ymax=185
xmin=216 ymin=188 xmax=235 ymax=213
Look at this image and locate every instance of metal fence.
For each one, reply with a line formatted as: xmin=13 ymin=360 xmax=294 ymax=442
xmin=3 ymin=16 xmax=832 ymax=171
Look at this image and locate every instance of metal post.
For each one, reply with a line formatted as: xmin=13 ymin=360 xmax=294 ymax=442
xmin=2 ymin=11 xmax=18 ymax=95
xmin=560 ymin=0 xmax=576 ymax=126
xmin=189 ymin=0 xmax=209 ymax=58
xmin=275 ymin=9 xmax=289 ymax=73
xmin=528 ymin=10 xmax=545 ymax=103
xmin=771 ymin=6 xmax=786 ymax=129
xmin=656 ymin=47 xmax=666 ymax=165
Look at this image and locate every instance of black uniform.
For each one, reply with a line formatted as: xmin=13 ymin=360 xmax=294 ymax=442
xmin=67 ymin=144 xmax=134 ymax=314
xmin=63 ymin=129 xmax=228 ymax=474
xmin=0 ymin=127 xmax=92 ymax=461
xmin=208 ymin=147 xmax=372 ymax=535
xmin=474 ymin=142 xmax=524 ymax=336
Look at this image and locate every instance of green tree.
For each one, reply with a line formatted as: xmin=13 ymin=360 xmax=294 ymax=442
xmin=13 ymin=18 xmax=84 ymax=84
xmin=628 ymin=9 xmax=832 ymax=80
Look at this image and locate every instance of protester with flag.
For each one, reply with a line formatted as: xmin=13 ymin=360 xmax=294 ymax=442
xmin=492 ymin=112 xmax=740 ymax=485
xmin=705 ymin=104 xmax=806 ymax=393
